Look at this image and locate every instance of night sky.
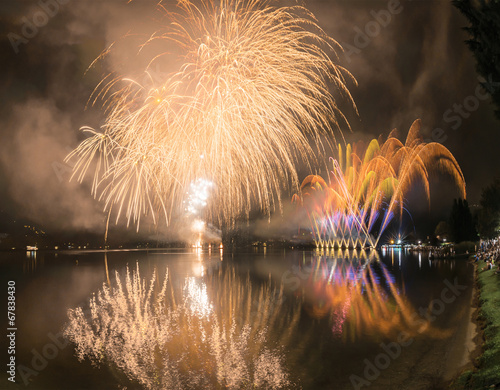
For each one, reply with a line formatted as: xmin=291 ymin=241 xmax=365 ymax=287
xmin=0 ymin=0 xmax=499 ymax=239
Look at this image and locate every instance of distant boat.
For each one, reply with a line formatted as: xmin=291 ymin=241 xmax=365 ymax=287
xmin=26 ymin=245 xmax=38 ymax=251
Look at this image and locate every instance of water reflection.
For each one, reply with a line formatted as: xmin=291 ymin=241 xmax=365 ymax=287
xmin=184 ymin=277 xmax=212 ymax=318
xmin=23 ymin=250 xmax=40 ymax=273
xmin=65 ymin=263 xmax=296 ymax=390
xmin=299 ymin=250 xmax=451 ymax=341
xmin=63 ymin=249 xmax=460 ymax=389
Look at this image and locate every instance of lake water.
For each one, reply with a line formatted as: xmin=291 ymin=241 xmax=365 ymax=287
xmin=1 ymin=247 xmax=474 ymax=389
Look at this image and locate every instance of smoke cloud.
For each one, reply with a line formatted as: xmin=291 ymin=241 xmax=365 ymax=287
xmin=0 ymin=0 xmax=498 ymax=239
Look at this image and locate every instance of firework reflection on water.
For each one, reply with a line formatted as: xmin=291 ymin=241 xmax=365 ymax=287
xmin=299 ymin=249 xmax=452 ymax=341
xmin=64 ymin=263 xmax=298 ymax=389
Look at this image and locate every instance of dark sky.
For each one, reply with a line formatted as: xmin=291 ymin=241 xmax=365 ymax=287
xmin=0 ymin=0 xmax=499 ymax=238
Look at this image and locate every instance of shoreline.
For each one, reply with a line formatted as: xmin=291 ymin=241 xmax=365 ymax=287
xmin=441 ymin=259 xmax=482 ymax=387
xmin=450 ymin=258 xmax=500 ymax=389
xmin=447 ymin=260 xmax=482 ymax=386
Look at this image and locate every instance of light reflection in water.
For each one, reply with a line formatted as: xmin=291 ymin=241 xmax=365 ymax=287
xmin=65 ymin=263 xmax=295 ymax=390
xmin=23 ymin=250 xmax=39 ymax=274
xmin=184 ymin=277 xmax=212 ymax=318
xmin=299 ymin=250 xmax=451 ymax=342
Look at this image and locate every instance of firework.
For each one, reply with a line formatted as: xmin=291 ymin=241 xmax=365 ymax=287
xmin=66 ymin=0 xmax=355 ymax=229
xmin=293 ymin=120 xmax=466 ymax=248
xmin=184 ymin=178 xmax=215 ymax=245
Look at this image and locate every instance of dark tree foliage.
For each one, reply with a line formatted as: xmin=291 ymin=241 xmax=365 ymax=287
xmin=435 ymin=220 xmax=451 ymax=239
xmin=449 ymin=198 xmax=478 ymax=242
xmin=477 ymin=178 xmax=500 ymax=239
xmin=453 ymin=0 xmax=500 ymax=119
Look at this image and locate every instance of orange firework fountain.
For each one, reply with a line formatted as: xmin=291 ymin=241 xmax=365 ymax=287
xmin=293 ymin=120 xmax=466 ymax=248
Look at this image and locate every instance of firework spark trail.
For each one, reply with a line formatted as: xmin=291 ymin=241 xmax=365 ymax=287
xmin=294 ymin=120 xmax=466 ymax=248
xmin=64 ymin=264 xmax=295 ymax=389
xmin=184 ymin=178 xmax=216 ymax=245
xmin=66 ymin=0 xmax=356 ymax=230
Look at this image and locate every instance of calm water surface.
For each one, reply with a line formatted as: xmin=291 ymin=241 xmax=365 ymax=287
xmin=0 ymin=247 xmax=473 ymax=389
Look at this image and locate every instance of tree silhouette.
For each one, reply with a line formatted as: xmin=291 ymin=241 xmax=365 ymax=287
xmin=477 ymin=178 xmax=500 ymax=239
xmin=453 ymin=0 xmax=500 ymax=119
xmin=449 ymin=198 xmax=477 ymax=242
xmin=435 ymin=220 xmax=451 ymax=240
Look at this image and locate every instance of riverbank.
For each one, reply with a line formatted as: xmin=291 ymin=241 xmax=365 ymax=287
xmin=444 ymin=261 xmax=480 ymax=383
xmin=453 ymin=260 xmax=500 ymax=389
